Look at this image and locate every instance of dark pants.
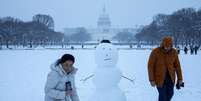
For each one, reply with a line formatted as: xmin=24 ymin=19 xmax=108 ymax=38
xmin=157 ymin=72 xmax=174 ymax=101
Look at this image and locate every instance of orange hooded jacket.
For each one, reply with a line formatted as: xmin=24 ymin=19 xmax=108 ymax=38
xmin=148 ymin=36 xmax=183 ymax=87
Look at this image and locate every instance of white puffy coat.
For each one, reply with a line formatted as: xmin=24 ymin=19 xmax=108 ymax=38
xmin=44 ymin=63 xmax=80 ymax=101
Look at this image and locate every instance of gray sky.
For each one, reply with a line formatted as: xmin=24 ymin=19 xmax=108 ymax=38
xmin=0 ymin=0 xmax=201 ymax=31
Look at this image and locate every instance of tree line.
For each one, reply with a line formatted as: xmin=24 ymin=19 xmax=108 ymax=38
xmin=1 ymin=7 xmax=201 ymax=49
xmin=135 ymin=8 xmax=201 ymax=47
xmin=0 ymin=14 xmax=93 ymax=49
xmin=0 ymin=14 xmax=63 ymax=48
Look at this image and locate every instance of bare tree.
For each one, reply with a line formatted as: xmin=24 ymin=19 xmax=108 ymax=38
xmin=0 ymin=17 xmax=22 ymax=48
xmin=33 ymin=14 xmax=54 ymax=30
xmin=192 ymin=9 xmax=201 ymax=46
xmin=135 ymin=8 xmax=198 ymax=46
xmin=70 ymin=27 xmax=91 ymax=43
xmin=113 ymin=31 xmax=134 ymax=42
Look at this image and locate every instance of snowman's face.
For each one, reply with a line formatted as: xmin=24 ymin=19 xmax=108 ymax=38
xmin=95 ymin=43 xmax=118 ymax=67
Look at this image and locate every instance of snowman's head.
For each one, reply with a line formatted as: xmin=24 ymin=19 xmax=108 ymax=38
xmin=95 ymin=43 xmax=118 ymax=67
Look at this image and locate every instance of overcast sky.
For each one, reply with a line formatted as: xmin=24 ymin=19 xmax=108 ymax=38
xmin=0 ymin=0 xmax=201 ymax=31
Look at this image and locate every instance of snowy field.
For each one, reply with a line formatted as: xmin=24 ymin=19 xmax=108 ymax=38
xmin=0 ymin=49 xmax=201 ymax=101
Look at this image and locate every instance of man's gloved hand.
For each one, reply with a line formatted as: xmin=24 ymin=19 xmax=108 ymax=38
xmin=176 ymin=80 xmax=184 ymax=90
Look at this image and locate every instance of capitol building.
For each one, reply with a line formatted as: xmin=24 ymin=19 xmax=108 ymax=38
xmin=64 ymin=6 xmax=138 ymax=41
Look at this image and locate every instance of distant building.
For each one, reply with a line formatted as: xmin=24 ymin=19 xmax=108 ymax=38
xmin=64 ymin=6 xmax=138 ymax=42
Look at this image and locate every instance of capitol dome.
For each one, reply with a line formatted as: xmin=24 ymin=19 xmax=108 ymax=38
xmin=97 ymin=6 xmax=111 ymax=32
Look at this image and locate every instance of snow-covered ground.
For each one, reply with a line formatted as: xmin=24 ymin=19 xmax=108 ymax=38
xmin=0 ymin=49 xmax=201 ymax=101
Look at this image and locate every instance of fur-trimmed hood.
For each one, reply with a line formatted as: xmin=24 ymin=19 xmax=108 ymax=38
xmin=50 ymin=61 xmax=78 ymax=76
xmin=160 ymin=36 xmax=173 ymax=48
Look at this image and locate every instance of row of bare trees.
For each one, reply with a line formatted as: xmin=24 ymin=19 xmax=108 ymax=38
xmin=64 ymin=27 xmax=92 ymax=43
xmin=0 ymin=14 xmax=63 ymax=48
xmin=135 ymin=8 xmax=201 ymax=46
xmin=113 ymin=30 xmax=135 ymax=42
xmin=1 ymin=8 xmax=201 ymax=49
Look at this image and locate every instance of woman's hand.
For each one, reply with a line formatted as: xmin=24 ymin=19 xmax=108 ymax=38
xmin=65 ymin=90 xmax=73 ymax=96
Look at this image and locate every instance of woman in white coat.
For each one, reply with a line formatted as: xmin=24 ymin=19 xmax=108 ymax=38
xmin=45 ymin=54 xmax=80 ymax=101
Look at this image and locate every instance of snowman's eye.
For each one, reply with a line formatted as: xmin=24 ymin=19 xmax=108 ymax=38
xmin=109 ymin=48 xmax=112 ymax=50
xmin=103 ymin=48 xmax=105 ymax=50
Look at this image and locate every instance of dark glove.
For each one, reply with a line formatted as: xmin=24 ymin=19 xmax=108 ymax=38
xmin=176 ymin=81 xmax=184 ymax=90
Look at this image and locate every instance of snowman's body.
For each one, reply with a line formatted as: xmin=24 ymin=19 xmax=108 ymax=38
xmin=90 ymin=43 xmax=127 ymax=101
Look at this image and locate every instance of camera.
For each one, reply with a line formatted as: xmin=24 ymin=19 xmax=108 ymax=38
xmin=65 ymin=81 xmax=72 ymax=91
xmin=176 ymin=82 xmax=184 ymax=90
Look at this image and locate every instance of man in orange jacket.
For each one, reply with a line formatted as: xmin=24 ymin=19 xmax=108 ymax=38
xmin=148 ymin=36 xmax=184 ymax=101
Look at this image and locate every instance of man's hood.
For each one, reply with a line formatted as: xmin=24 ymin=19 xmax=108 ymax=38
xmin=160 ymin=36 xmax=173 ymax=48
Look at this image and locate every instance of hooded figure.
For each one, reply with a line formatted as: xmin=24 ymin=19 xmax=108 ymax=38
xmin=44 ymin=55 xmax=79 ymax=101
xmin=148 ymin=36 xmax=183 ymax=101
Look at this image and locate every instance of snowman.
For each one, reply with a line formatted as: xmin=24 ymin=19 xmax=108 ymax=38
xmin=81 ymin=40 xmax=134 ymax=101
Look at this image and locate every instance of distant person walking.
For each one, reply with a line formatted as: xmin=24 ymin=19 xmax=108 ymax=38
xmin=190 ymin=45 xmax=194 ymax=55
xmin=148 ymin=36 xmax=184 ymax=101
xmin=194 ymin=45 xmax=199 ymax=55
xmin=184 ymin=46 xmax=188 ymax=54
xmin=176 ymin=46 xmax=180 ymax=54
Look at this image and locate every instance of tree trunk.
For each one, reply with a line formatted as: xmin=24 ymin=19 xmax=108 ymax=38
xmin=6 ymin=40 xmax=9 ymax=48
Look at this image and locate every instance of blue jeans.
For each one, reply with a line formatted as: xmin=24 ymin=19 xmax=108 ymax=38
xmin=157 ymin=72 xmax=174 ymax=101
